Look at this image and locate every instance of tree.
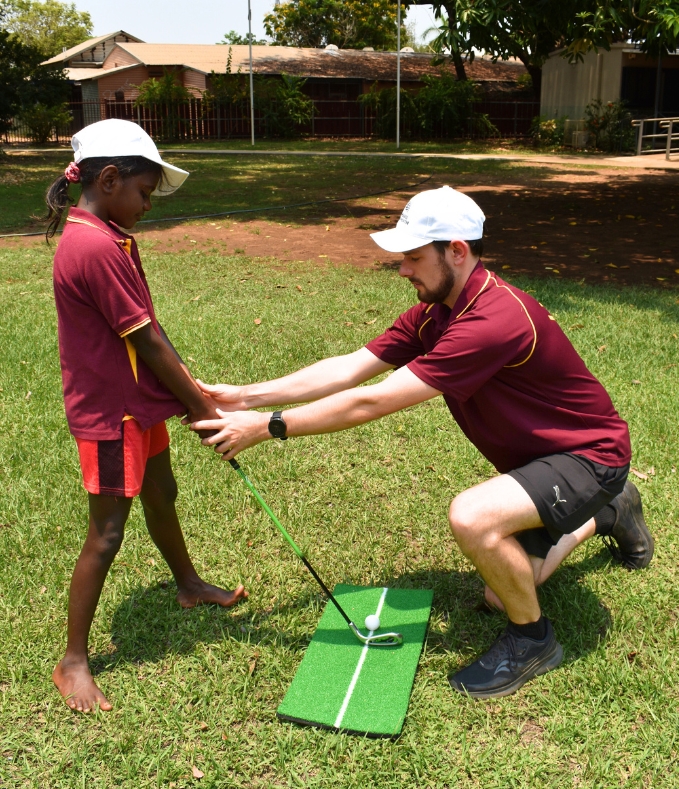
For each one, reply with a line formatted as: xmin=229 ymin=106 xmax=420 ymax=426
xmin=2 ymin=0 xmax=92 ymax=58
xmin=0 ymin=28 xmax=69 ymax=135
xmin=219 ymin=30 xmax=268 ymax=46
xmin=404 ymin=0 xmax=586 ymax=99
xmin=569 ymin=1 xmax=679 ymax=59
xmin=263 ymin=0 xmax=409 ymax=51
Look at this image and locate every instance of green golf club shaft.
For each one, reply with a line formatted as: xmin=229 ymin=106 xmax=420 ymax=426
xmin=228 ymin=459 xmax=354 ymax=627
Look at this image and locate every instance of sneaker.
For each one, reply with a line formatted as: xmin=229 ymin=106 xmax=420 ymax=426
xmin=448 ymin=619 xmax=563 ymax=699
xmin=602 ymin=480 xmax=654 ymax=570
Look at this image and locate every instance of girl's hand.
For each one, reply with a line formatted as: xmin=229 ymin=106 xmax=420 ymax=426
xmin=190 ymin=409 xmax=270 ymax=460
xmin=195 ymin=380 xmax=248 ymax=412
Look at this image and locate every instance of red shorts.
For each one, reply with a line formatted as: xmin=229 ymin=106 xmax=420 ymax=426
xmin=75 ymin=419 xmax=170 ymax=498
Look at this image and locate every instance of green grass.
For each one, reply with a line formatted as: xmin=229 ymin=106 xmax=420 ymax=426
xmin=1 ymin=237 xmax=678 ymax=787
xmin=0 ymin=146 xmax=600 ymax=236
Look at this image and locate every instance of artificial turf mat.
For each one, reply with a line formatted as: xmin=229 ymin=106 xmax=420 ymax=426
xmin=277 ymin=585 xmax=433 ymax=738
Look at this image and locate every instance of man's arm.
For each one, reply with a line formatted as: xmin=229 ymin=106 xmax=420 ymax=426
xmin=127 ymin=323 xmax=218 ymax=425
xmin=196 ymin=347 xmax=393 ymax=412
xmin=191 ymin=365 xmax=441 ymax=460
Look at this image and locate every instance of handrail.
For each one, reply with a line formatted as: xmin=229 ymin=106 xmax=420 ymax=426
xmin=662 ymin=119 xmax=679 ymax=161
xmin=633 ymin=117 xmax=679 ymax=156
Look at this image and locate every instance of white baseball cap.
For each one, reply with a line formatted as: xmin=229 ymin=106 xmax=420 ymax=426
xmin=371 ymin=186 xmax=485 ymax=253
xmin=71 ymin=119 xmax=189 ymax=196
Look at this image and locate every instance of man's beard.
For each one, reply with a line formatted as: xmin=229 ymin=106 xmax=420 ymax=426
xmin=411 ymin=259 xmax=456 ymax=304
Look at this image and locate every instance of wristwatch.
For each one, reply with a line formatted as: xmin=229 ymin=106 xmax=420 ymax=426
xmin=268 ymin=411 xmax=288 ymax=440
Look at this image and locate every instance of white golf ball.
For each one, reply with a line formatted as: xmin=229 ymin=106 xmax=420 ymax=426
xmin=364 ymin=614 xmax=380 ymax=632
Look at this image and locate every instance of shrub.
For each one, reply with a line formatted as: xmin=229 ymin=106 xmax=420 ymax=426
xmin=16 ymin=102 xmax=72 ymax=143
xmin=584 ymin=99 xmax=634 ymax=153
xmin=360 ymin=71 xmax=498 ymax=140
xmin=530 ymin=115 xmax=566 ymax=147
xmin=205 ymin=50 xmax=313 ymax=139
xmin=134 ymin=69 xmax=192 ymax=140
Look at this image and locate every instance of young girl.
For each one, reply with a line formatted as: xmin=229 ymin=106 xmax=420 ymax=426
xmin=47 ymin=119 xmax=247 ymax=713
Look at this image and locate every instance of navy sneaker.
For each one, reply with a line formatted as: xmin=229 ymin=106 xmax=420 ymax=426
xmin=448 ymin=619 xmax=563 ymax=698
xmin=602 ymin=481 xmax=654 ymax=570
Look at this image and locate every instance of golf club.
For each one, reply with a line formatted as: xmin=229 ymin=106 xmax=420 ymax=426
xmin=228 ymin=459 xmax=403 ymax=647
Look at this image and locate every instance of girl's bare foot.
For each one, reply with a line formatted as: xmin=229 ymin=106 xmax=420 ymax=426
xmin=176 ymin=580 xmax=248 ymax=609
xmin=53 ymin=659 xmax=112 ymax=712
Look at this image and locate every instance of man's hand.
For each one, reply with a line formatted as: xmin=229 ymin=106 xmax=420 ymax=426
xmin=191 ymin=409 xmax=270 ymax=460
xmin=195 ymin=380 xmax=249 ymax=412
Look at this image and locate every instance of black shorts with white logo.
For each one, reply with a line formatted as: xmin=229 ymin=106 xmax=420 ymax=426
xmin=507 ymin=452 xmax=629 ymax=559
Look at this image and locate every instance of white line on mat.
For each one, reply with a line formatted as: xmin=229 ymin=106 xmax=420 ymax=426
xmin=334 ymin=587 xmax=389 ymax=730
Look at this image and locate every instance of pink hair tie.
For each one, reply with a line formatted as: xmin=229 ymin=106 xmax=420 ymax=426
xmin=64 ymin=162 xmax=81 ymax=183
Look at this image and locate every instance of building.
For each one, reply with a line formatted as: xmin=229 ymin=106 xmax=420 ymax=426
xmin=541 ymin=43 xmax=679 ymax=122
xmin=42 ymin=31 xmax=530 ymax=136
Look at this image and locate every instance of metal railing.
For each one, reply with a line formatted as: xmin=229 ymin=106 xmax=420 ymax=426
xmin=3 ymin=98 xmax=541 ymax=145
xmin=633 ymin=117 xmax=679 ymax=157
xmin=661 ymin=119 xmax=679 ymax=160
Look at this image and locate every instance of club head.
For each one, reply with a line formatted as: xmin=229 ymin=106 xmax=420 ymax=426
xmin=349 ymin=622 xmax=403 ymax=647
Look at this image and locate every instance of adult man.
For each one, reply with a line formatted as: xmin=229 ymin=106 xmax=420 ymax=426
xmin=192 ymin=186 xmax=653 ymax=698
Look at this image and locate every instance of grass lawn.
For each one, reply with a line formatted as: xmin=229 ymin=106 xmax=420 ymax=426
xmin=1 ymin=230 xmax=678 ymax=787
xmin=1 ymin=145 xmax=600 ymax=236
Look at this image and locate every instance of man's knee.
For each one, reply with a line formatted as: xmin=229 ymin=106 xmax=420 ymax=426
xmin=449 ymin=495 xmax=482 ymax=548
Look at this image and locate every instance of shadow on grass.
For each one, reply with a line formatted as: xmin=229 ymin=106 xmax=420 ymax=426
xmin=383 ymin=548 xmax=614 ymax=665
xmin=93 ymin=546 xmax=614 ymax=675
xmin=89 ymin=583 xmax=327 ymax=676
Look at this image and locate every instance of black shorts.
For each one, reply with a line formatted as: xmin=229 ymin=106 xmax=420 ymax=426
xmin=508 ymin=453 xmax=629 ymax=559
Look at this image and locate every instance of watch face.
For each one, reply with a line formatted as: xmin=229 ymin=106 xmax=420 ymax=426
xmin=269 ymin=417 xmax=286 ymax=438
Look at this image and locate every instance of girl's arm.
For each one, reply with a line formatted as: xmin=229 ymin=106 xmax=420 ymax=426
xmin=127 ymin=324 xmax=217 ymax=426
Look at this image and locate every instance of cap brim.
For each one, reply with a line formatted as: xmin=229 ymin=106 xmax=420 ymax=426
xmin=370 ymin=227 xmax=433 ymax=253
xmin=153 ymin=161 xmax=189 ymax=196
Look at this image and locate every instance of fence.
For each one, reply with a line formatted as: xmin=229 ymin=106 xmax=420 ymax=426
xmin=3 ymin=97 xmax=541 ymax=144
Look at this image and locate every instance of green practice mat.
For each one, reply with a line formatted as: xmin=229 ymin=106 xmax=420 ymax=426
xmin=277 ymin=585 xmax=433 ymax=738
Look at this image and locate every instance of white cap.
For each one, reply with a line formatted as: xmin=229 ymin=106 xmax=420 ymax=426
xmin=371 ymin=186 xmax=485 ymax=253
xmin=71 ymin=119 xmax=188 ymax=196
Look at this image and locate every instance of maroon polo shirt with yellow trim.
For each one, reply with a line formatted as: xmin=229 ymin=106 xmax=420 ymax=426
xmin=366 ymin=262 xmax=631 ymax=473
xmin=53 ymin=208 xmax=185 ymax=440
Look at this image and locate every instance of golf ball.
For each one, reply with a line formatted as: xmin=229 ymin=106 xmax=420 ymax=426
xmin=364 ymin=614 xmax=380 ymax=632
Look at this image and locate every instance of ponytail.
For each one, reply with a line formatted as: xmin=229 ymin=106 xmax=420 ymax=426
xmin=45 ymin=175 xmax=74 ymax=240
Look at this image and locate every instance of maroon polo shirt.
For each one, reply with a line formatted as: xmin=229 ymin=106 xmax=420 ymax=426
xmin=53 ymin=208 xmax=185 ymax=440
xmin=366 ymin=262 xmax=631 ymax=473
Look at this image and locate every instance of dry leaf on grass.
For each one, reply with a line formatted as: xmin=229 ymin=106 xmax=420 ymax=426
xmin=630 ymin=468 xmax=648 ymax=481
xmin=192 ymin=766 xmax=204 ymax=779
xmin=365 ymin=318 xmax=377 ymax=325
xmin=254 ymin=318 xmax=262 ymax=325
xmin=198 ymin=721 xmax=208 ymax=731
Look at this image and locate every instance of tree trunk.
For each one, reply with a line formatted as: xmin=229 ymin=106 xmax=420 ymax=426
xmin=443 ymin=2 xmax=467 ymax=81
xmin=524 ymin=62 xmax=542 ymax=103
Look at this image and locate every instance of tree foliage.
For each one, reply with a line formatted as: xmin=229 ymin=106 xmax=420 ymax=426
xmin=0 ymin=28 xmax=69 ymax=135
xmin=403 ymin=0 xmax=679 ymax=101
xmin=569 ymin=1 xmax=679 ymax=59
xmin=263 ymin=0 xmax=409 ymax=50
xmin=1 ymin=0 xmax=92 ymax=58
xmin=219 ymin=30 xmax=268 ymax=46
